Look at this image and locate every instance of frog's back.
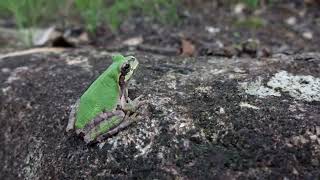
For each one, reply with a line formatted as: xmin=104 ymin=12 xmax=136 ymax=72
xmin=75 ymin=63 xmax=120 ymax=129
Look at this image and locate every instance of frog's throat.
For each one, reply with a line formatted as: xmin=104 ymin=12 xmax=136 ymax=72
xmin=118 ymin=74 xmax=129 ymax=110
xmin=119 ymin=74 xmax=126 ymax=100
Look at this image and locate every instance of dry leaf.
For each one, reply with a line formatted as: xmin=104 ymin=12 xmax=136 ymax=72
xmin=181 ymin=39 xmax=195 ymax=56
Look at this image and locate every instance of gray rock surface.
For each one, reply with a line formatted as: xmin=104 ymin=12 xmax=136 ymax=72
xmin=0 ymin=49 xmax=319 ymax=179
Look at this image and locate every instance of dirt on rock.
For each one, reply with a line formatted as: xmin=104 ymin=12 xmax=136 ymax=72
xmin=0 ymin=49 xmax=319 ymax=179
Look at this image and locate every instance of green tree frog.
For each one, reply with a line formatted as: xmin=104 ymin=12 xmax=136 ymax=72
xmin=66 ymin=54 xmax=144 ymax=144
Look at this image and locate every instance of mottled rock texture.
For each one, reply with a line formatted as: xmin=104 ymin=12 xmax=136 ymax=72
xmin=0 ymin=49 xmax=319 ymax=179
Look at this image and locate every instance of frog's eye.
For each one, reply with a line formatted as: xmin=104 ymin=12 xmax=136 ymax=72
xmin=121 ymin=63 xmax=131 ymax=75
xmin=124 ymin=63 xmax=130 ymax=70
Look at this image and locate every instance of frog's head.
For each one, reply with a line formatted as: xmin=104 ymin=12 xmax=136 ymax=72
xmin=122 ymin=56 xmax=139 ymax=82
xmin=113 ymin=55 xmax=139 ymax=82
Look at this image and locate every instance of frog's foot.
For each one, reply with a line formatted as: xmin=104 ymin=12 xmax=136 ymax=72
xmin=66 ymin=99 xmax=80 ymax=132
xmin=82 ymin=110 xmax=125 ymax=144
xmin=123 ymin=95 xmax=147 ymax=112
xmin=95 ymin=113 xmax=140 ymax=143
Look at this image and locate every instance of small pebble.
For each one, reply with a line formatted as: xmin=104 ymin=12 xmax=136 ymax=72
xmin=1 ymin=68 xmax=10 ymax=73
xmin=219 ymin=107 xmax=225 ymax=114
xmin=311 ymin=159 xmax=319 ymax=166
xmin=234 ymin=3 xmax=245 ymax=14
xmin=310 ymin=135 xmax=317 ymax=141
xmin=315 ymin=126 xmax=320 ymax=135
xmin=286 ymin=17 xmax=297 ymax=25
xmin=205 ymin=26 xmax=220 ymax=35
xmin=302 ymin=31 xmax=313 ymax=39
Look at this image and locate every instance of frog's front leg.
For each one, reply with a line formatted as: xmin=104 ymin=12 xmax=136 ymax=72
xmin=122 ymin=95 xmax=146 ymax=112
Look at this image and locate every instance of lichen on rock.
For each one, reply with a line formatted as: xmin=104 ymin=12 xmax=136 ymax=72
xmin=267 ymin=71 xmax=320 ymax=102
xmin=241 ymin=70 xmax=320 ymax=102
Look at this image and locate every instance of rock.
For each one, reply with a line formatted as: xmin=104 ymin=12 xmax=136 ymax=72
xmin=286 ymin=17 xmax=297 ymax=26
xmin=242 ymin=39 xmax=260 ymax=57
xmin=0 ymin=49 xmax=319 ymax=179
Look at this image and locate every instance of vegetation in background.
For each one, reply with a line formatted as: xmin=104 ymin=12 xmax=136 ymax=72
xmin=74 ymin=0 xmax=104 ymax=33
xmin=0 ymin=0 xmax=34 ymax=45
xmin=74 ymin=0 xmax=180 ymax=32
xmin=0 ymin=0 xmax=64 ymax=45
xmin=0 ymin=0 xmax=180 ymax=39
xmin=241 ymin=0 xmax=259 ymax=9
xmin=138 ymin=0 xmax=179 ymax=25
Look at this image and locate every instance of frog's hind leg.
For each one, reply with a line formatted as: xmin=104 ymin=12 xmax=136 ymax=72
xmin=83 ymin=110 xmax=125 ymax=144
xmin=95 ymin=113 xmax=139 ymax=143
xmin=96 ymin=97 xmax=148 ymax=142
xmin=80 ymin=110 xmax=124 ymax=135
xmin=66 ymin=99 xmax=80 ymax=132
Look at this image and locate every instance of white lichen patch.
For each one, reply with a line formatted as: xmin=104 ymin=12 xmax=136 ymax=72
xmin=241 ymin=71 xmax=320 ymax=102
xmin=134 ymin=140 xmax=153 ymax=158
xmin=239 ymin=102 xmax=260 ymax=110
xmin=241 ymin=77 xmax=281 ymax=98
xmin=168 ymin=112 xmax=196 ymax=136
xmin=233 ymin=67 xmax=246 ymax=73
xmin=194 ymin=86 xmax=212 ymax=95
xmin=209 ymin=68 xmax=227 ymax=75
xmin=1 ymin=86 xmax=11 ymax=95
xmin=267 ymin=71 xmax=320 ymax=102
xmin=165 ymin=74 xmax=177 ymax=90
